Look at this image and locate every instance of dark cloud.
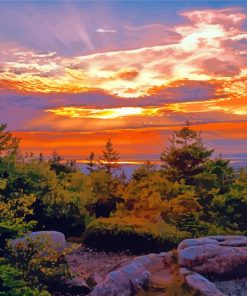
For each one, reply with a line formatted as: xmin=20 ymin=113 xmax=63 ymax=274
xmin=141 ymin=80 xmax=217 ymax=106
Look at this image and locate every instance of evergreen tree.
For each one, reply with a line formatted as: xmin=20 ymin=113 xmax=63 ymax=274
xmin=50 ymin=151 xmax=72 ymax=175
xmin=38 ymin=153 xmax=44 ymax=163
xmin=0 ymin=123 xmax=19 ymax=156
xmin=51 ymin=150 xmax=62 ymax=164
xmin=194 ymin=157 xmax=234 ymax=194
xmin=161 ymin=123 xmax=213 ymax=184
xmin=176 ymin=213 xmax=208 ymax=236
xmin=66 ymin=159 xmax=77 ymax=173
xmin=132 ymin=160 xmax=157 ymax=181
xmin=119 ymin=169 xmax=127 ymax=184
xmin=87 ymin=152 xmax=96 ymax=173
xmin=99 ymin=139 xmax=120 ymax=174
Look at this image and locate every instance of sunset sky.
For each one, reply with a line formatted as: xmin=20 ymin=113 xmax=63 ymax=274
xmin=1 ymin=0 xmax=247 ymax=161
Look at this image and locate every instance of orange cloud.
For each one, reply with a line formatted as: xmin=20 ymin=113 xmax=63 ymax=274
xmin=14 ymin=121 xmax=247 ymax=158
xmin=45 ymin=106 xmax=162 ymax=119
xmin=118 ymin=69 xmax=139 ymax=80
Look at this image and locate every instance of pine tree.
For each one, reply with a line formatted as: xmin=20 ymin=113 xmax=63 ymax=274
xmin=160 ymin=123 xmax=213 ymax=184
xmin=176 ymin=213 xmax=208 ymax=236
xmin=66 ymin=159 xmax=77 ymax=172
xmin=99 ymin=139 xmax=120 ymax=174
xmin=132 ymin=160 xmax=157 ymax=181
xmin=0 ymin=123 xmax=19 ymax=156
xmin=87 ymin=152 xmax=96 ymax=173
xmin=51 ymin=150 xmax=62 ymax=164
xmin=50 ymin=151 xmax=67 ymax=175
xmin=38 ymin=153 xmax=44 ymax=163
xmin=119 ymin=169 xmax=127 ymax=184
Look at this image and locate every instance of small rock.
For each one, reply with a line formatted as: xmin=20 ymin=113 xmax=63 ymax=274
xmin=10 ymin=231 xmax=66 ymax=253
xmin=184 ymin=270 xmax=225 ymax=296
xmin=64 ymin=276 xmax=91 ymax=295
xmin=87 ymin=272 xmax=104 ymax=287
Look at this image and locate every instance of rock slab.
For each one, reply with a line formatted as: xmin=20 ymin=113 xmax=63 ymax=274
xmin=178 ymin=236 xmax=247 ymax=280
xmin=89 ymin=252 xmax=170 ymax=296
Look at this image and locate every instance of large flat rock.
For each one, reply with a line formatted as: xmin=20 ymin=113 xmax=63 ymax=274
xmin=178 ymin=236 xmax=247 ymax=279
xmin=89 ymin=252 xmax=170 ymax=296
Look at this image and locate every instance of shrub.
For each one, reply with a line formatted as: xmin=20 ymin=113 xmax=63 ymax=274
xmin=0 ymin=261 xmax=50 ymax=296
xmin=0 ymin=177 xmax=37 ymax=251
xmin=6 ymin=235 xmax=77 ymax=292
xmin=82 ymin=217 xmax=189 ymax=253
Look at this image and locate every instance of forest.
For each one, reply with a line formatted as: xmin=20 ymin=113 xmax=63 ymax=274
xmin=1 ymin=122 xmax=247 ymax=295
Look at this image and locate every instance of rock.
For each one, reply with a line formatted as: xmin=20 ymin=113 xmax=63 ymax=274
xmin=88 ymin=236 xmax=247 ymax=296
xmin=131 ymin=253 xmax=167 ymax=273
xmin=178 ymin=236 xmax=247 ymax=251
xmin=64 ymin=276 xmax=91 ymax=295
xmin=214 ymin=277 xmax=247 ymax=296
xmin=87 ymin=272 xmax=104 ymax=287
xmin=89 ymin=253 xmax=169 ymax=296
xmin=178 ymin=236 xmax=247 ymax=280
xmin=210 ymin=235 xmax=247 ymax=247
xmin=89 ymin=261 xmax=150 ymax=296
xmin=178 ymin=237 xmax=218 ymax=251
xmin=180 ymin=268 xmax=225 ymax=296
xmin=10 ymin=231 xmax=66 ymax=253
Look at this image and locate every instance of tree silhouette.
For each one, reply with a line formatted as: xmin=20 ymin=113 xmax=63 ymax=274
xmin=87 ymin=152 xmax=96 ymax=173
xmin=0 ymin=123 xmax=19 ymax=156
xmin=51 ymin=150 xmax=62 ymax=164
xmin=119 ymin=169 xmax=127 ymax=184
xmin=99 ymin=139 xmax=120 ymax=174
xmin=38 ymin=153 xmax=44 ymax=163
xmin=161 ymin=123 xmax=213 ymax=184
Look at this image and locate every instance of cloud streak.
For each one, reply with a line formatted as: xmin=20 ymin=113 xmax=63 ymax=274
xmin=96 ymin=28 xmax=117 ymax=33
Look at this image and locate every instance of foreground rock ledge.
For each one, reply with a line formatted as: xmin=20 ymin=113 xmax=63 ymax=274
xmin=178 ymin=236 xmax=247 ymax=280
xmin=89 ymin=236 xmax=247 ymax=296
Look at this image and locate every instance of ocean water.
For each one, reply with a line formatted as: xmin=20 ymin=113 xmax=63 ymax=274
xmin=78 ymin=163 xmax=140 ymax=179
xmin=77 ymin=156 xmax=247 ymax=179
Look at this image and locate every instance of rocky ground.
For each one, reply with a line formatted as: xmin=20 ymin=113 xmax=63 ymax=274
xmin=66 ymin=245 xmax=193 ymax=296
xmin=66 ymin=244 xmax=136 ymax=280
xmin=12 ymin=232 xmax=247 ymax=295
xmin=88 ymin=235 xmax=247 ymax=296
xmin=215 ymin=278 xmax=247 ymax=296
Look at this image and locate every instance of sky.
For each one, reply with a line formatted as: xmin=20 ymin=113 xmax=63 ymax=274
xmin=0 ymin=0 xmax=247 ymax=161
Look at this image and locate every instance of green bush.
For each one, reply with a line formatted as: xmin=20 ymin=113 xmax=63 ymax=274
xmin=82 ymin=217 xmax=189 ymax=253
xmin=0 ymin=261 xmax=50 ymax=296
xmin=6 ymin=235 xmax=77 ymax=291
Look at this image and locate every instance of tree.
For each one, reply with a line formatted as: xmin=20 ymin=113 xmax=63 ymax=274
xmin=49 ymin=151 xmax=73 ymax=175
xmin=0 ymin=124 xmax=19 ymax=157
xmin=0 ymin=178 xmax=36 ymax=240
xmin=132 ymin=161 xmax=157 ymax=181
xmin=99 ymin=139 xmax=120 ymax=174
xmin=160 ymin=124 xmax=213 ymax=184
xmin=38 ymin=153 xmax=44 ymax=163
xmin=119 ymin=170 xmax=127 ymax=184
xmin=87 ymin=152 xmax=96 ymax=173
xmin=194 ymin=157 xmax=234 ymax=195
xmin=66 ymin=159 xmax=77 ymax=173
xmin=211 ymin=177 xmax=247 ymax=232
xmin=51 ymin=150 xmax=62 ymax=164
